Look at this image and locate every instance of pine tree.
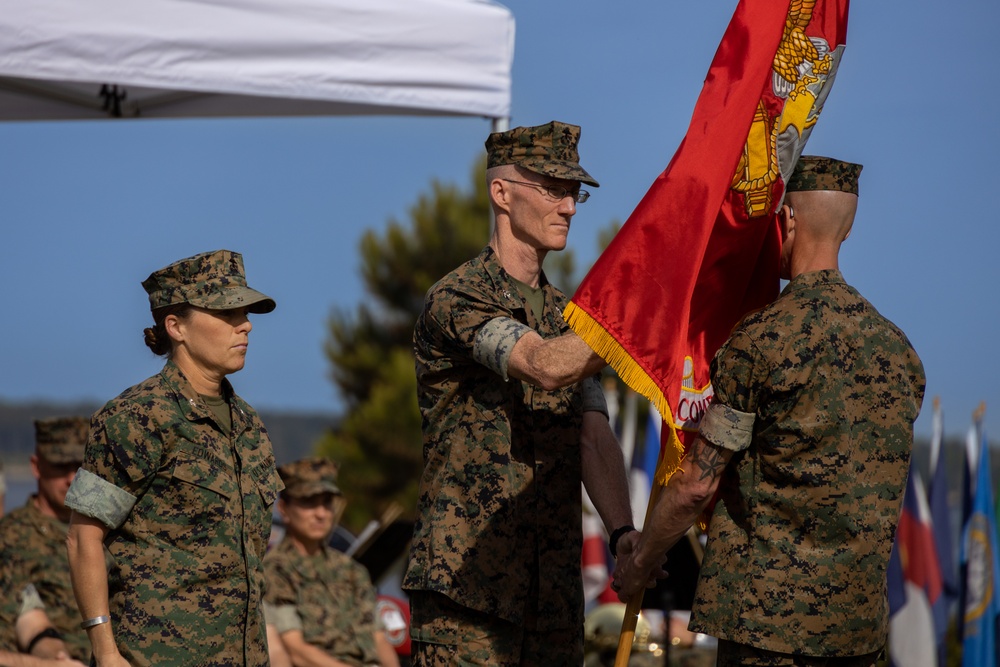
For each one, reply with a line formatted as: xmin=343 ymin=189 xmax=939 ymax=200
xmin=319 ymin=158 xmax=491 ymax=530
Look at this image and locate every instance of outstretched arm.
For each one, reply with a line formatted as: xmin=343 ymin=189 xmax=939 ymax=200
xmin=266 ymin=624 xmax=293 ymax=667
xmin=278 ymin=629 xmax=354 ymax=667
xmin=374 ymin=631 xmax=400 ymax=667
xmin=0 ymin=650 xmax=86 ymax=667
xmin=580 ymin=410 xmax=633 ymax=536
xmin=506 ymin=330 xmax=607 ymax=390
xmin=15 ymin=608 xmax=71 ymax=659
xmin=612 ymin=436 xmax=733 ymax=601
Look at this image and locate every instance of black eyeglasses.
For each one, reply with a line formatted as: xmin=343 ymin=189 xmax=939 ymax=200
xmin=501 ymin=179 xmax=590 ymax=203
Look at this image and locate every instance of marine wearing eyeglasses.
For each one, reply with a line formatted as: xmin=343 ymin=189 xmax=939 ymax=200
xmin=499 ymin=178 xmax=591 ymax=203
xmin=404 ymin=121 xmax=635 ymax=666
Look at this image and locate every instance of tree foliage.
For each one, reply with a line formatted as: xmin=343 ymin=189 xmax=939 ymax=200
xmin=318 ymin=158 xmax=491 ymax=530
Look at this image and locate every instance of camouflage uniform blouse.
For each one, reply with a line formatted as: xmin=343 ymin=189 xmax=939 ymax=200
xmin=689 ymin=270 xmax=925 ymax=656
xmin=404 ymin=245 xmax=588 ymax=633
xmin=65 ymin=360 xmax=282 ymax=667
xmin=0 ymin=498 xmax=88 ymax=659
xmin=264 ymin=540 xmax=381 ymax=667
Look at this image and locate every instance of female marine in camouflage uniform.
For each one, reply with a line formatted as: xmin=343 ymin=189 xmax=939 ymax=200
xmin=65 ymin=250 xmax=283 ymax=667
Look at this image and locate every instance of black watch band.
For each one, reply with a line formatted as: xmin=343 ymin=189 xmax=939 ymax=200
xmin=25 ymin=627 xmax=63 ymax=654
xmin=609 ymin=524 xmax=636 ymax=558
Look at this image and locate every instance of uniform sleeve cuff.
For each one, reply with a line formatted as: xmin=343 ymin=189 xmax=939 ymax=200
xmin=65 ymin=468 xmax=137 ymax=529
xmin=699 ymin=402 xmax=755 ymax=452
xmin=473 ymin=317 xmax=533 ymax=381
xmin=581 ymin=376 xmax=609 ymax=418
xmin=18 ymin=584 xmax=45 ymax=617
xmin=266 ymin=603 xmax=302 ymax=635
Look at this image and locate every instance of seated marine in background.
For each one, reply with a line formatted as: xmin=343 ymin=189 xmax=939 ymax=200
xmin=265 ymin=457 xmax=400 ymax=667
xmin=0 ymin=418 xmax=89 ymax=660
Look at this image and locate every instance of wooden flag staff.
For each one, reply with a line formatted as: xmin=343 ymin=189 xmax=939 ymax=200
xmin=612 ymin=445 xmax=707 ymax=667
xmin=613 ymin=453 xmax=667 ymax=667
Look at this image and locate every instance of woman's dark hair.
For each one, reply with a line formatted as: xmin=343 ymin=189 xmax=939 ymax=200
xmin=143 ymin=303 xmax=193 ymax=356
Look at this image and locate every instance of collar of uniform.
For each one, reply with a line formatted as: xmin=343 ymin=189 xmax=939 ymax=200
xmin=230 ymin=398 xmax=252 ymax=436
xmin=276 ymin=535 xmax=329 ymax=572
xmin=159 ymin=359 xmax=239 ymax=428
xmin=781 ymin=269 xmax=845 ymax=296
xmin=478 ymin=245 xmax=550 ymax=313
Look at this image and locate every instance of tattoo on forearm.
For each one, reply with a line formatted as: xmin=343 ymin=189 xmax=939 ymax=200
xmin=691 ymin=440 xmax=726 ymax=482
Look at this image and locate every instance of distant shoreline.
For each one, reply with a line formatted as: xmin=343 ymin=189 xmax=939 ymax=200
xmin=2 ymin=461 xmax=32 ymax=480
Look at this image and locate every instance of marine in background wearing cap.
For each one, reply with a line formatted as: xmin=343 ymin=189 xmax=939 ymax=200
xmin=404 ymin=121 xmax=635 ymax=666
xmin=612 ymin=157 xmax=926 ymax=666
xmin=64 ymin=250 xmax=283 ymax=667
xmin=0 ymin=418 xmax=90 ymax=661
xmin=263 ymin=458 xmax=400 ymax=667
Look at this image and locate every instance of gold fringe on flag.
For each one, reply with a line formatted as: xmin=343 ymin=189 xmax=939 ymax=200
xmin=564 ymin=301 xmax=687 ymax=485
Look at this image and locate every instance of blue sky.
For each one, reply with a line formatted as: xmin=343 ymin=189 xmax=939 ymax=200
xmin=1 ymin=0 xmax=996 ymax=442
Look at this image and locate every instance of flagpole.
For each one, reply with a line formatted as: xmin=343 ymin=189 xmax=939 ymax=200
xmin=613 ymin=479 xmax=665 ymax=667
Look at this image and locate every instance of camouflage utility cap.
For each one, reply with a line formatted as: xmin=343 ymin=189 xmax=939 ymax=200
xmin=142 ymin=249 xmax=276 ymax=314
xmin=786 ymin=155 xmax=863 ymax=195
xmin=278 ymin=457 xmax=341 ymax=499
xmin=486 ymin=120 xmax=599 ymax=187
xmin=34 ymin=417 xmax=88 ymax=464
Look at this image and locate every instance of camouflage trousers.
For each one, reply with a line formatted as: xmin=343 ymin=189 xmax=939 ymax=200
xmin=716 ymin=640 xmax=882 ymax=667
xmin=409 ymin=591 xmax=583 ymax=667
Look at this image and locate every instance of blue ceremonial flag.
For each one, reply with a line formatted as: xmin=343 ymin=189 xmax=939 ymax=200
xmin=927 ymin=400 xmax=958 ymax=662
xmin=961 ymin=425 xmax=1000 ymax=667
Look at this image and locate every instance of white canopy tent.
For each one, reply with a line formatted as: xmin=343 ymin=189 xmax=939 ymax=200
xmin=0 ymin=0 xmax=513 ymax=125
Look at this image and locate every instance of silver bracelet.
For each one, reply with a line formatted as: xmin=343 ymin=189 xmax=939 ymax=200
xmin=80 ymin=615 xmax=110 ymax=630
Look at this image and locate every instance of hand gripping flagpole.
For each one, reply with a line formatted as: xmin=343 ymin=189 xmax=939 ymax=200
xmin=613 ymin=449 xmax=669 ymax=667
xmin=613 ymin=417 xmax=707 ymax=667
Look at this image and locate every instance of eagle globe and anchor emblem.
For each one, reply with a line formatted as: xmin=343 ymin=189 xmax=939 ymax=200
xmin=732 ymin=0 xmax=845 ymax=218
xmin=672 ymin=3 xmax=846 ymax=433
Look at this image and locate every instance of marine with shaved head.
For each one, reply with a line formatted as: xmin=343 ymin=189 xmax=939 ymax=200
xmin=613 ymin=156 xmax=926 ymax=667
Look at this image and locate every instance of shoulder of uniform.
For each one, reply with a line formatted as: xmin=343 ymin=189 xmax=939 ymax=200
xmin=96 ymin=371 xmax=173 ymax=415
xmin=423 ymin=271 xmax=504 ymax=325
xmin=0 ymin=505 xmax=31 ymax=531
xmin=724 ymin=302 xmax=778 ymax=345
xmin=432 ymin=258 xmax=492 ymax=294
xmin=264 ymin=541 xmax=299 ymax=568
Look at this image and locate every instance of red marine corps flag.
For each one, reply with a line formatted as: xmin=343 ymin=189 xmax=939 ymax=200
xmin=565 ymin=0 xmax=850 ymax=486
